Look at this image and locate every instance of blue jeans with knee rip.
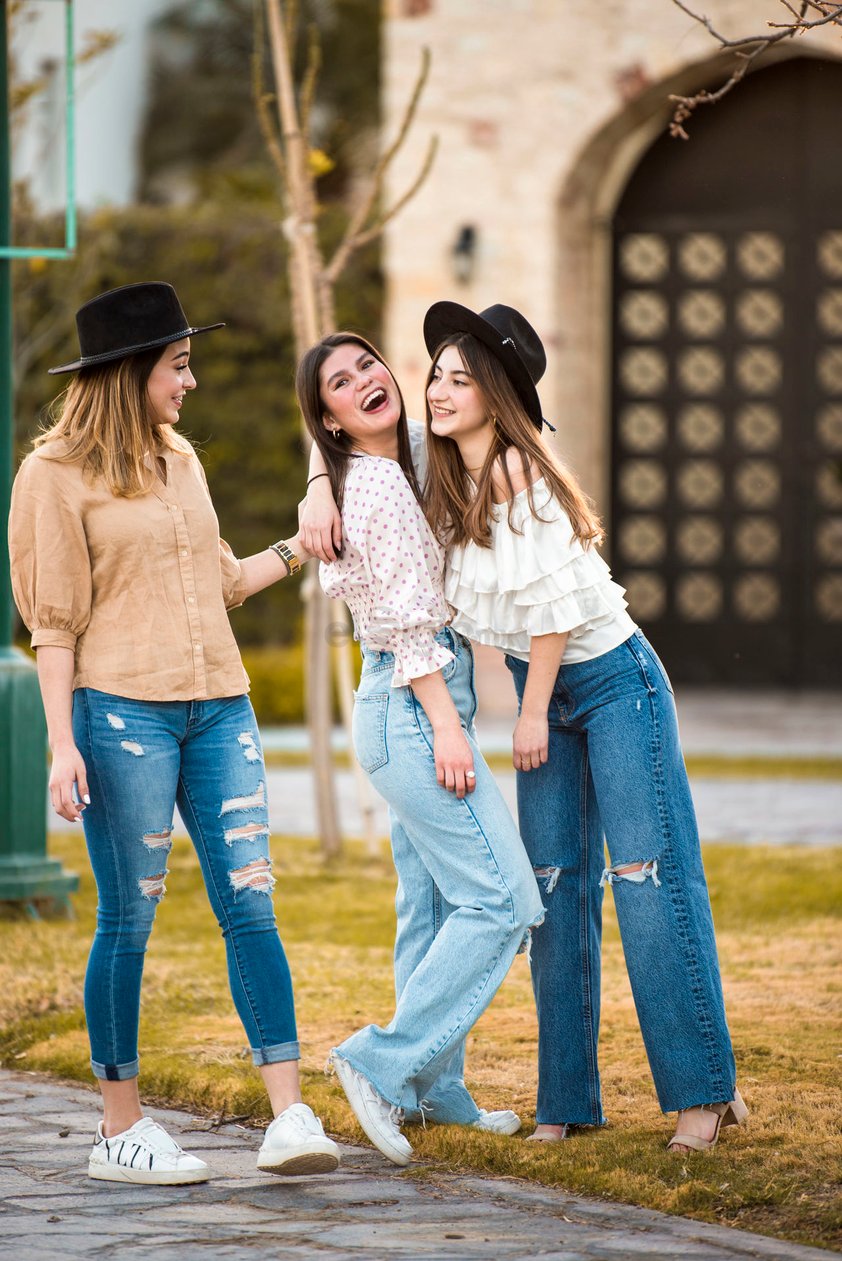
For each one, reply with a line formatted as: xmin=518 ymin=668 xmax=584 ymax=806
xmin=73 ymin=688 xmax=298 ymax=1081
xmin=337 ymin=628 xmax=544 ymax=1115
xmin=506 ymin=630 xmax=736 ymax=1123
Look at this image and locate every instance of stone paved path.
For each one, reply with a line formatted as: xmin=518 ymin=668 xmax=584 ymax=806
xmin=0 ymin=1071 xmax=829 ymax=1261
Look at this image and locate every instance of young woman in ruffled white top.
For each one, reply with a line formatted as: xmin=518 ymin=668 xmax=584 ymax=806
xmin=419 ymin=301 xmax=746 ymax=1154
xmin=295 ymin=332 xmax=544 ymax=1168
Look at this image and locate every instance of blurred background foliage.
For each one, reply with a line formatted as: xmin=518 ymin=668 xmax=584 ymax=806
xmin=12 ymin=0 xmax=382 ymax=716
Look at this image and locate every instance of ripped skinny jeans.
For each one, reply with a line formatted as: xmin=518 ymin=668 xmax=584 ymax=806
xmin=506 ymin=630 xmax=736 ymax=1123
xmin=73 ymin=688 xmax=298 ymax=1081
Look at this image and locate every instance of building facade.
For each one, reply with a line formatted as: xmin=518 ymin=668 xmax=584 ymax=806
xmin=382 ymin=0 xmax=842 ymax=688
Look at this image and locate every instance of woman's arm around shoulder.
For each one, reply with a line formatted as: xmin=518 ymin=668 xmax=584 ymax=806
xmin=299 ymin=443 xmax=342 ymax=563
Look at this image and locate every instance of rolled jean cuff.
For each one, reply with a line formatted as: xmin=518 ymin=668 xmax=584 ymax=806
xmin=91 ymin=1057 xmax=140 ymax=1082
xmin=251 ymin=1039 xmax=300 ymax=1067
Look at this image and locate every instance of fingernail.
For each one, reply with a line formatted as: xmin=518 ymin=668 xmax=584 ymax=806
xmin=83 ymin=795 xmax=91 ymax=804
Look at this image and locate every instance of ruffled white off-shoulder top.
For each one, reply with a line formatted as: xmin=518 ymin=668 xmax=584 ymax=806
xmin=445 ymin=478 xmax=637 ymax=664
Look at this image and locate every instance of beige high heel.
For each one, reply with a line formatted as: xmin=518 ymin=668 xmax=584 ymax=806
xmin=667 ymin=1089 xmax=748 ymax=1153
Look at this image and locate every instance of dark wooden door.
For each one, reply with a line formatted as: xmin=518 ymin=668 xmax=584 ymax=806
xmin=611 ymin=58 xmax=842 ymax=685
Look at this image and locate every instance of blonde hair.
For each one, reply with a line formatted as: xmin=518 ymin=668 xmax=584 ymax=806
xmin=34 ymin=347 xmax=194 ymax=497
xmin=424 ymin=334 xmax=602 ymax=549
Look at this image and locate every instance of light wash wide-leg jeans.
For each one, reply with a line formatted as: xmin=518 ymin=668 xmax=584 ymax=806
xmin=337 ymin=629 xmax=543 ymax=1114
xmin=507 ymin=630 xmax=737 ymax=1125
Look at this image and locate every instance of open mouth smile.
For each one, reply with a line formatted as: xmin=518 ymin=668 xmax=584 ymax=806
xmin=361 ymin=387 xmax=387 ymax=413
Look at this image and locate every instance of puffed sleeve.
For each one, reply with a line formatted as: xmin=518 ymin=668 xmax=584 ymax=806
xmin=8 ymin=452 xmax=92 ymax=651
xmin=219 ymin=538 xmax=248 ymax=610
xmin=355 ymin=461 xmax=453 ymax=687
xmin=192 ymin=453 xmax=248 ymax=610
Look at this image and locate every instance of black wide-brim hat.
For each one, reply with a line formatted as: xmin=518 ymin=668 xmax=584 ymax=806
xmin=48 ymin=281 xmax=225 ymax=374
xmin=423 ymin=301 xmax=547 ymax=431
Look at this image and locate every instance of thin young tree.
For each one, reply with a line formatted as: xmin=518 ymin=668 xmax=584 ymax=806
xmin=256 ymin=0 xmax=436 ymax=859
xmin=669 ymin=0 xmax=842 ymax=136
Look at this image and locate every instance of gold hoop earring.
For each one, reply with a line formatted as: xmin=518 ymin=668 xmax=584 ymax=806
xmin=491 ymin=414 xmax=499 ymax=428
xmin=332 ymin=428 xmax=341 ymax=441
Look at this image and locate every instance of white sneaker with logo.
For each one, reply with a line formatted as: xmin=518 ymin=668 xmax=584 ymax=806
xmin=330 ymin=1052 xmax=412 ymax=1167
xmin=88 ymin=1117 xmax=210 ymax=1185
xmin=471 ymin=1108 xmax=522 ymax=1136
xmin=257 ymin=1102 xmax=340 ymax=1175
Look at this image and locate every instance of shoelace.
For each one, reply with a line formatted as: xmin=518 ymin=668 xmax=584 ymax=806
xmin=283 ymin=1107 xmax=319 ymax=1137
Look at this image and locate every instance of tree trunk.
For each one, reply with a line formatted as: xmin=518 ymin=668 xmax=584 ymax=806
xmin=265 ymin=0 xmax=341 ymax=859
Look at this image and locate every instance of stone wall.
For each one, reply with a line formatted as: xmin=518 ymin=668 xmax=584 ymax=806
xmin=382 ymin=0 xmax=839 ymax=506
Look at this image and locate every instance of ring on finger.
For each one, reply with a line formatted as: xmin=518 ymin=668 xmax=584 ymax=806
xmin=466 ymin=770 xmax=476 ymax=779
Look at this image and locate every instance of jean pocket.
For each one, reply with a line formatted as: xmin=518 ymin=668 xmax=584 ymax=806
xmin=352 ymin=692 xmax=390 ymax=773
xmin=632 ymin=634 xmax=674 ymax=697
xmin=441 ymin=654 xmax=457 ymax=683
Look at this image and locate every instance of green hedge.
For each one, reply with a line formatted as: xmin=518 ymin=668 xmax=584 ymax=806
xmin=13 ymin=202 xmax=382 ymax=648
xmin=240 ymin=641 xmax=362 ymax=726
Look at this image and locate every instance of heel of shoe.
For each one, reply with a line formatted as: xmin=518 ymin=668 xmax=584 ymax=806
xmin=723 ymin=1089 xmax=749 ymax=1128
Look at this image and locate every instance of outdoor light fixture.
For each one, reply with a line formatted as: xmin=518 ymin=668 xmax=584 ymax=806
xmin=451 ymin=224 xmax=477 ymax=284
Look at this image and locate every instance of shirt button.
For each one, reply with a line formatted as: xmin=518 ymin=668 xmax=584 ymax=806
xmin=181 ymin=549 xmax=188 ymax=557
xmin=188 ymin=596 xmax=195 ymax=603
xmin=194 ymin=643 xmax=203 ymax=652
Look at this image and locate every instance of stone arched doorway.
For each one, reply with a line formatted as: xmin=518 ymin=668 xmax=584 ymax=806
xmin=611 ymin=57 xmax=842 ymax=686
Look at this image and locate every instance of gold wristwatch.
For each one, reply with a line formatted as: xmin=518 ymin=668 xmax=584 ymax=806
xmin=270 ymin=539 xmax=301 ymax=576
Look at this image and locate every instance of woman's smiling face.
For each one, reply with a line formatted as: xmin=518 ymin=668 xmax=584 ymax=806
xmin=426 ymin=344 xmax=490 ymax=441
xmin=146 ymin=338 xmax=196 ymax=427
xmin=319 ymin=342 xmax=401 ymax=451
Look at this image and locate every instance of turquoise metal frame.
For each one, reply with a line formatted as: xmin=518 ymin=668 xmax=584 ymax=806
xmin=0 ymin=0 xmax=75 ymax=260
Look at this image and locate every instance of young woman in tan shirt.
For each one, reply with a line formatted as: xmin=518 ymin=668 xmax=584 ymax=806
xmin=9 ymin=283 xmax=338 ymax=1185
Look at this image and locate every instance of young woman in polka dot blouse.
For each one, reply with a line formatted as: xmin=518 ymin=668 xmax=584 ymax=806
xmin=295 ymin=333 xmax=543 ymax=1167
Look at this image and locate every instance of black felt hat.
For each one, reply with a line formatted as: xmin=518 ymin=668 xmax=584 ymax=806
xmin=48 ymin=282 xmax=225 ymax=374
xmin=423 ymin=301 xmax=547 ymax=430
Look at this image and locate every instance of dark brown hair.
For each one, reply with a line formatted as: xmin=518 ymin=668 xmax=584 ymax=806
xmin=295 ymin=332 xmax=422 ymax=510
xmin=423 ymin=334 xmax=602 ymax=548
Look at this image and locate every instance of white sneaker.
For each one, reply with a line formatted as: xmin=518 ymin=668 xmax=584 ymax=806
xmin=471 ymin=1108 xmax=522 ymax=1136
xmin=330 ymin=1052 xmax=412 ymax=1167
xmin=88 ymin=1117 xmax=209 ymax=1185
xmin=256 ymin=1103 xmax=340 ymax=1175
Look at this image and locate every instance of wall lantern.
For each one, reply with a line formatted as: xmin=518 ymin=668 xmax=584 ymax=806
xmin=451 ymin=224 xmax=477 ymax=285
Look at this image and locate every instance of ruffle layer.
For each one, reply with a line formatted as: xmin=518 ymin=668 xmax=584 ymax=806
xmin=389 ymin=635 xmax=455 ymax=689
xmin=445 ymin=480 xmax=630 ymax=650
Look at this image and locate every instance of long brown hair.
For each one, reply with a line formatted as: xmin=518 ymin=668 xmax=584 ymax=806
xmin=34 ymin=346 xmax=194 ymax=497
xmin=424 ymin=334 xmax=602 ymax=548
xmin=295 ymin=332 xmax=422 ymax=510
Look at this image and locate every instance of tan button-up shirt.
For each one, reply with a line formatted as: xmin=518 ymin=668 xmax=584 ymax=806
xmin=9 ymin=442 xmax=249 ymax=701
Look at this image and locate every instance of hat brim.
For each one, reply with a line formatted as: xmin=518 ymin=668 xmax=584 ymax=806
xmin=47 ymin=323 xmax=226 ymax=375
xmin=423 ymin=301 xmax=544 ymax=430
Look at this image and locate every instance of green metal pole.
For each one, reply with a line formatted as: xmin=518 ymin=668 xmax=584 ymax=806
xmin=0 ymin=0 xmax=77 ymax=914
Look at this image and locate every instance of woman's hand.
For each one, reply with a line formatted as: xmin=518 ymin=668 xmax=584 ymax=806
xmin=433 ymin=723 xmax=477 ymax=798
xmin=48 ymin=740 xmax=89 ymax=822
xmin=512 ymin=712 xmax=549 ymax=772
xmin=299 ymin=479 xmax=342 ymax=563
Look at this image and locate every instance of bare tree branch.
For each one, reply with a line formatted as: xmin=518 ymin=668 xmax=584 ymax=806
xmin=299 ymin=24 xmax=321 ymax=142
xmin=668 ymin=0 xmax=842 ymax=137
xmin=252 ymin=5 xmax=286 ymax=184
xmin=325 ymin=46 xmax=434 ymax=283
xmin=344 ymin=135 xmax=438 ymax=254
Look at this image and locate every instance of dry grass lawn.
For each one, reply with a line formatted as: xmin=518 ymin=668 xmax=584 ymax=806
xmin=0 ymin=833 xmax=839 ymax=1251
